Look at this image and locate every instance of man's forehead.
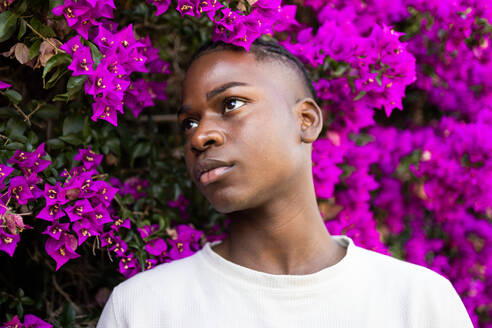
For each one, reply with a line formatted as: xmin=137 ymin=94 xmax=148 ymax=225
xmin=183 ymin=50 xmax=304 ymax=101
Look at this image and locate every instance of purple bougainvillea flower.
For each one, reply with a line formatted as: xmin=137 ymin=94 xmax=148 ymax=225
xmin=137 ymin=224 xmax=159 ymax=239
xmin=100 ymin=230 xmax=116 ymax=247
xmin=45 ymin=233 xmax=80 ymax=270
xmin=91 ymin=98 xmax=121 ymax=126
xmin=118 ymin=252 xmax=139 ymax=278
xmin=120 ymin=47 xmax=148 ymax=73
xmin=145 ymin=258 xmax=159 ymax=270
xmin=86 ymin=203 xmax=112 ymax=225
xmin=216 ymin=8 xmax=240 ymax=32
xmin=0 ymin=200 xmax=7 ymax=217
xmin=93 ymin=0 xmax=116 ymax=19
xmin=121 ymin=177 xmax=148 ymax=200
xmin=197 ymin=0 xmax=223 ymax=20
xmin=109 ymin=237 xmax=127 ymax=256
xmin=42 ymin=222 xmax=70 ymax=240
xmin=146 ymin=0 xmax=171 ymax=16
xmin=124 ymin=79 xmax=155 ymax=118
xmin=167 ymin=239 xmax=194 ymax=260
xmin=93 ymin=25 xmax=116 ymax=53
xmin=43 ymin=182 xmax=68 ymax=206
xmin=89 ymin=180 xmax=118 ymax=206
xmin=85 ymin=64 xmax=116 ymax=96
xmin=274 ymin=5 xmax=300 ymax=33
xmin=8 ymin=176 xmax=34 ymax=205
xmin=37 ymin=203 xmax=65 ymax=222
xmin=4 ymin=213 xmax=32 ymax=235
xmin=52 ymin=1 xmax=85 ymax=27
xmin=0 ymin=81 xmax=11 ymax=89
xmin=176 ymin=0 xmax=196 ymax=17
xmin=114 ymin=24 xmax=141 ymax=51
xmin=72 ymin=218 xmax=100 ymax=245
xmin=67 ymin=46 xmax=94 ymax=76
xmin=111 ymin=217 xmax=131 ymax=231
xmin=74 ymin=148 xmax=103 ymax=170
xmin=2 ymin=315 xmax=23 ymax=327
xmin=0 ymin=164 xmax=14 ymax=188
xmin=60 ymin=36 xmax=84 ymax=55
xmin=168 ymin=195 xmax=190 ymax=219
xmin=145 ymin=238 xmax=168 ymax=256
xmin=7 ymin=143 xmax=51 ymax=176
xmin=175 ymin=224 xmax=203 ymax=249
xmin=65 ymin=199 xmax=94 ymax=222
xmin=0 ymin=229 xmax=21 ymax=256
xmin=24 ymin=314 xmax=52 ymax=328
xmin=103 ymin=54 xmax=128 ymax=76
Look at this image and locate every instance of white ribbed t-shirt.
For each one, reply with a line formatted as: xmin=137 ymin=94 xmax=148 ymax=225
xmin=96 ymin=235 xmax=473 ymax=328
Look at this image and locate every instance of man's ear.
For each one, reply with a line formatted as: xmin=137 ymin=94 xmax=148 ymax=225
xmin=295 ymin=98 xmax=323 ymax=143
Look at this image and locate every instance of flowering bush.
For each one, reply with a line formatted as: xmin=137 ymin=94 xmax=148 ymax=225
xmin=0 ymin=0 xmax=491 ymax=326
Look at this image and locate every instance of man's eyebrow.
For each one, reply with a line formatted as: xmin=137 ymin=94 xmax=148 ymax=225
xmin=178 ymin=81 xmax=249 ymax=116
xmin=206 ymin=81 xmax=249 ymax=100
xmin=177 ymin=105 xmax=190 ymax=117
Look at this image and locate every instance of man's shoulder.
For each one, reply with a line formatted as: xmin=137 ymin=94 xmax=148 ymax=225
xmin=353 ymin=244 xmax=452 ymax=289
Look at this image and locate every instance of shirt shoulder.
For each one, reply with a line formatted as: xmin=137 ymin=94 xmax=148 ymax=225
xmin=351 ymin=245 xmax=473 ymax=327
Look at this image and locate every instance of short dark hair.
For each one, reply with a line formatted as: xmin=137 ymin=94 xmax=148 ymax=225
xmin=186 ymin=38 xmax=317 ymax=101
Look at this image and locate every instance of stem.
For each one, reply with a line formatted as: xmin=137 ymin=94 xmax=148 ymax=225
xmin=12 ymin=103 xmax=31 ymax=126
xmin=52 ymin=275 xmax=82 ymax=314
xmin=22 ymin=19 xmax=65 ymax=54
xmin=27 ymin=103 xmax=42 ymax=120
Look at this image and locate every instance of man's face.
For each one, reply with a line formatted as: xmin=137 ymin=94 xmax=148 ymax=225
xmin=180 ymin=50 xmax=307 ymax=213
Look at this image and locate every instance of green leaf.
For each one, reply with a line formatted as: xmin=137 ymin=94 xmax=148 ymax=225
xmin=49 ymin=0 xmax=64 ymax=10
xmin=53 ymin=75 xmax=87 ymax=101
xmin=42 ymin=53 xmax=71 ymax=79
xmin=375 ymin=74 xmax=382 ymax=87
xmin=353 ymin=90 xmax=367 ymax=101
xmin=29 ymin=39 xmax=41 ymax=59
xmin=27 ymin=130 xmax=38 ymax=145
xmin=3 ymin=89 xmax=22 ymax=104
xmin=6 ymin=118 xmax=26 ymax=138
xmin=5 ymin=142 xmax=23 ymax=150
xmin=46 ymin=138 xmax=64 ymax=149
xmin=59 ymin=134 xmax=82 ymax=146
xmin=63 ymin=114 xmax=85 ymax=135
xmin=86 ymin=41 xmax=102 ymax=66
xmin=14 ymin=0 xmax=28 ymax=15
xmin=0 ymin=11 xmax=18 ymax=43
xmin=45 ymin=67 xmax=68 ymax=89
xmin=59 ymin=303 xmax=75 ymax=328
xmin=34 ymin=104 xmax=59 ymax=119
xmin=17 ymin=19 xmax=26 ymax=39
xmin=131 ymin=142 xmax=151 ymax=165
xmin=0 ymin=106 xmax=15 ymax=117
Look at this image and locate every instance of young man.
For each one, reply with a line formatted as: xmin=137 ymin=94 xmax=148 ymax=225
xmin=97 ymin=40 xmax=473 ymax=327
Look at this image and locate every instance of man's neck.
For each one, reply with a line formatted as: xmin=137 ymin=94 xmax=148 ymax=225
xmin=211 ymin=189 xmax=347 ymax=275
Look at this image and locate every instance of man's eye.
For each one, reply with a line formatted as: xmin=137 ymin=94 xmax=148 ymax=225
xmin=223 ymin=98 xmax=246 ymax=113
xmin=180 ymin=118 xmax=198 ymax=131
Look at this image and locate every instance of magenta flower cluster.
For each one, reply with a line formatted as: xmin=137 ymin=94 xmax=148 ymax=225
xmin=1 ymin=314 xmax=51 ymax=328
xmin=147 ymin=0 xmax=299 ymax=51
xmin=282 ymin=17 xmax=416 ymax=137
xmin=304 ymin=0 xmax=492 ymax=324
xmin=53 ymin=1 xmax=169 ymax=126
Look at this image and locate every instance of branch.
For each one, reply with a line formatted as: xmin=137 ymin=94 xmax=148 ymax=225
xmin=52 ymin=275 xmax=82 ymax=314
xmin=23 ymin=19 xmax=65 ymax=54
xmin=12 ymin=103 xmax=31 ymax=126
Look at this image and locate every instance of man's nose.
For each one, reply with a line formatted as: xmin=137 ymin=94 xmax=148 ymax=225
xmin=190 ymin=118 xmax=225 ymax=153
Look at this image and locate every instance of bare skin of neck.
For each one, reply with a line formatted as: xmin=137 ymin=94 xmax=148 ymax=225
xmin=212 ymin=170 xmax=347 ymax=275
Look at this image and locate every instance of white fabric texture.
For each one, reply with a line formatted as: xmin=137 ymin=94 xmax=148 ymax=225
xmin=96 ymin=235 xmax=473 ymax=328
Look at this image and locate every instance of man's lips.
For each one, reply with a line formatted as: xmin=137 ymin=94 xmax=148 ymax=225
xmin=194 ymin=159 xmax=234 ymax=186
